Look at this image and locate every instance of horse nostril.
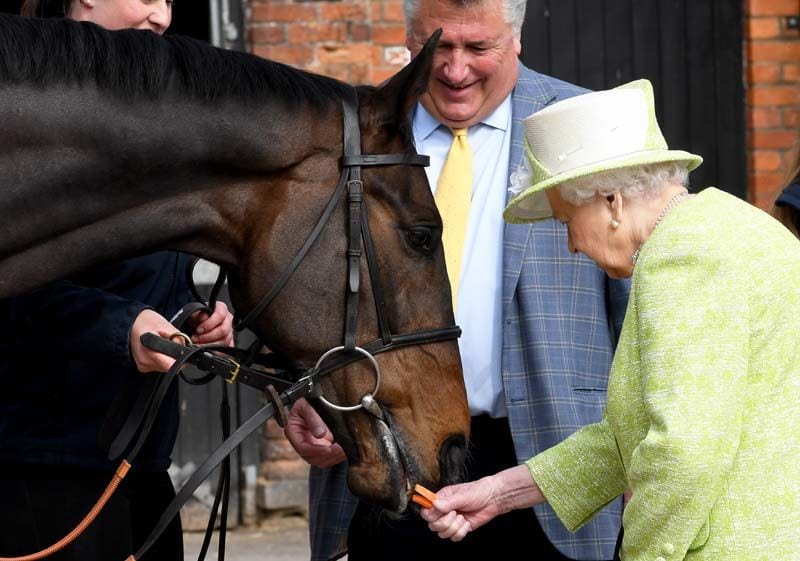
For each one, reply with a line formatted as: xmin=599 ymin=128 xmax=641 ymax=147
xmin=439 ymin=434 xmax=467 ymax=485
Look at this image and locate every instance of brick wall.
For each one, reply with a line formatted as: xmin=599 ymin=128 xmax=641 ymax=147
xmin=248 ymin=0 xmax=409 ymax=84
xmin=744 ymin=0 xmax=800 ymax=209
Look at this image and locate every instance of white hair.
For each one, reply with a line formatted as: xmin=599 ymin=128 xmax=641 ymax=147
xmin=403 ymin=0 xmax=527 ymax=36
xmin=557 ymin=163 xmax=690 ymax=206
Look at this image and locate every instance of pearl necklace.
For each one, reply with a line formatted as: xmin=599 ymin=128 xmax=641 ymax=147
xmin=631 ymin=191 xmax=695 ymax=265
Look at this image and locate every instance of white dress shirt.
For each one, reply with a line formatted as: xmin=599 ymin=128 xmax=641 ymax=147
xmin=411 ymin=97 xmax=512 ymax=417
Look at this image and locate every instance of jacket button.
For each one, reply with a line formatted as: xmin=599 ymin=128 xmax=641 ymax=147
xmin=662 ymin=543 xmax=675 ymax=555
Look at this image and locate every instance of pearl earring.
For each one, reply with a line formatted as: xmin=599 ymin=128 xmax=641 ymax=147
xmin=610 ymin=218 xmax=620 ymax=229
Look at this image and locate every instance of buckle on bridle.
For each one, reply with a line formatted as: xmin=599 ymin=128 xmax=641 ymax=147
xmin=224 ymin=359 xmax=241 ymax=384
xmin=168 ymin=331 xmax=192 ymax=346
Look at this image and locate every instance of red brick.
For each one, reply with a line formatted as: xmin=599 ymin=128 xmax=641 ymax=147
xmin=750 ymin=150 xmax=784 ymax=171
xmin=783 ymin=149 xmax=799 ymax=170
xmin=349 ymin=62 xmax=372 ymax=84
xmin=752 ymin=187 xmax=783 ymax=209
xmin=348 ymin=22 xmax=372 ymax=42
xmin=321 ymin=2 xmax=368 ymax=21
xmin=748 ymin=85 xmax=800 ymax=106
xmin=252 ymin=44 xmax=315 ymax=66
xmin=749 ymin=171 xmax=785 ymax=203
xmin=783 ymin=63 xmax=800 ymax=82
xmin=379 ymin=1 xmax=406 ymax=23
xmin=288 ymin=22 xmax=347 ymax=44
xmin=372 ymin=23 xmax=406 ymax=45
xmin=250 ymin=25 xmax=286 ymax=45
xmin=749 ymin=41 xmax=800 ymax=62
xmin=263 ymin=419 xmax=285 ymax=439
xmin=371 ymin=45 xmax=385 ymax=67
xmin=261 ymin=459 xmax=309 ymax=480
xmin=315 ymin=63 xmax=354 ymax=82
xmin=748 ymin=62 xmax=781 ymax=84
xmin=748 ymin=107 xmax=783 ymax=128
xmin=745 ymin=0 xmax=798 ymax=16
xmin=373 ymin=68 xmax=398 ymax=85
xmin=750 ymin=129 xmax=799 ymax=149
xmin=784 ymin=108 xmax=800 ymax=127
xmin=318 ymin=43 xmax=374 ymax=64
xmin=264 ymin=438 xmax=302 ymax=460
xmin=251 ymin=3 xmax=317 ymax=23
xmin=747 ymin=17 xmax=781 ymax=39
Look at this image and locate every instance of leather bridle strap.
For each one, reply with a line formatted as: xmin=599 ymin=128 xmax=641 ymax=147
xmin=128 ymin=374 xmax=311 ymax=561
xmin=233 ymin=86 xmax=437 ymax=360
xmin=233 ymin=160 xmax=351 ymax=332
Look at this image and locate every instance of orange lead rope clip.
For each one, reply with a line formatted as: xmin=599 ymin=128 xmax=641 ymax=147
xmin=412 ymin=483 xmax=437 ymax=509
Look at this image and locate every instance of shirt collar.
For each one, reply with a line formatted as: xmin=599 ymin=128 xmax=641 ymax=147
xmin=413 ymin=95 xmax=512 ymax=140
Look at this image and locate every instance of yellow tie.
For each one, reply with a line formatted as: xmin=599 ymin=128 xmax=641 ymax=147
xmin=435 ymin=127 xmax=472 ymax=307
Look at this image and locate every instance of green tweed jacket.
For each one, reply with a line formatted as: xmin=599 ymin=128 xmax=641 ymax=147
xmin=527 ymin=188 xmax=800 ymax=561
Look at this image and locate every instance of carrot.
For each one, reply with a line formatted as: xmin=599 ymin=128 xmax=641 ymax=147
xmin=411 ymin=494 xmax=434 ymax=509
xmin=413 ymin=483 xmax=437 ymax=503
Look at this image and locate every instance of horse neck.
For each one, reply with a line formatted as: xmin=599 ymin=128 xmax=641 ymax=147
xmin=0 ymin=82 xmax=343 ymax=296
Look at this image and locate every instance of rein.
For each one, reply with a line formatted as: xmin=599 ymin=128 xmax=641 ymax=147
xmin=0 ymin=88 xmax=461 ymax=561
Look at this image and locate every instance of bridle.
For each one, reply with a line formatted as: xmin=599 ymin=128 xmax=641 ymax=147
xmin=231 ymin=86 xmax=462 ymax=416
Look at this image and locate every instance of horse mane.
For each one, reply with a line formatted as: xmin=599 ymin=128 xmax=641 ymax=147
xmin=0 ymin=14 xmax=352 ymax=108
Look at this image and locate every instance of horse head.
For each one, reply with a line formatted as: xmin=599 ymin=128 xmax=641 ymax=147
xmin=0 ymin=16 xmax=468 ymax=511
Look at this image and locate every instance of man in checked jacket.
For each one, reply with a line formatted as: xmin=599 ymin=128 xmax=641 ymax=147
xmin=285 ymin=1 xmax=630 ymax=560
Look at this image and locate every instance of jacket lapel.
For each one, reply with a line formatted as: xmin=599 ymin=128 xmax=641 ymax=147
xmin=502 ymin=63 xmax=557 ymax=307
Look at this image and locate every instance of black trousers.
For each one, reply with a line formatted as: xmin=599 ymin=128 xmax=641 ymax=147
xmin=0 ymin=464 xmax=182 ymax=561
xmin=348 ymin=415 xmax=578 ymax=561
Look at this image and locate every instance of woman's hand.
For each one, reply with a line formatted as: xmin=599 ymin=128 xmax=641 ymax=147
xmin=420 ymin=464 xmax=546 ymax=541
xmin=284 ymin=398 xmax=346 ymax=468
xmin=188 ymin=301 xmax=234 ymax=346
xmin=130 ymin=309 xmax=185 ymax=372
xmin=130 ymin=302 xmax=234 ymax=373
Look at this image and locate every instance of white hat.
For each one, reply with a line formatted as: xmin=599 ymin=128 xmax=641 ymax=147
xmin=504 ymin=79 xmax=702 ymax=223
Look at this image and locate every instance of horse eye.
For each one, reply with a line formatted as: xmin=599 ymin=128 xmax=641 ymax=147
xmin=406 ymin=226 xmax=434 ymax=252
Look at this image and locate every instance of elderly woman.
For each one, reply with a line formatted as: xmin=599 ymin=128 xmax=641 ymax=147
xmin=420 ymin=80 xmax=800 ymax=560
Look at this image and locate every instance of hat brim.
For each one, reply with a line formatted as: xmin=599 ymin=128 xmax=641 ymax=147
xmin=503 ymin=149 xmax=703 ymax=224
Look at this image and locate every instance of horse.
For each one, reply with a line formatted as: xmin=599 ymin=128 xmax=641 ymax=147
xmin=0 ymin=14 xmax=469 ymax=513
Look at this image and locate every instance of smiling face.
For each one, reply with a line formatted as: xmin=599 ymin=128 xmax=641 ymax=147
xmin=405 ymin=0 xmax=521 ymax=128
xmin=68 ymin=0 xmax=172 ymax=34
xmin=546 ymin=188 xmax=635 ymax=279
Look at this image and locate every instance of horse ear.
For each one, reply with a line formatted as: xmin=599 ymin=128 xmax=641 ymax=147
xmin=376 ymin=28 xmax=441 ymax=119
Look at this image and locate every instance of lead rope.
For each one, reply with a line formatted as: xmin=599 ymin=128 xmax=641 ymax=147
xmin=0 ymin=340 xmax=201 ymax=561
xmin=0 ymin=461 xmax=132 ymax=561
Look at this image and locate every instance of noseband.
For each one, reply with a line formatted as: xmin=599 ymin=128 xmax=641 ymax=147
xmin=234 ymin=87 xmax=461 ymax=415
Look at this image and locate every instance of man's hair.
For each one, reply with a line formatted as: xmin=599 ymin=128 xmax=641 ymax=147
xmin=403 ymin=0 xmax=527 ymax=36
xmin=557 ymin=163 xmax=690 ymax=206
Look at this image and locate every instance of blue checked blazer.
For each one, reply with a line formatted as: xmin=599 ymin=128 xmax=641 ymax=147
xmin=307 ymin=64 xmax=630 ymax=561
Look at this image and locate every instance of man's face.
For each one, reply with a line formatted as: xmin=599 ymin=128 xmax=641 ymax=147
xmin=406 ymin=0 xmax=521 ymax=128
